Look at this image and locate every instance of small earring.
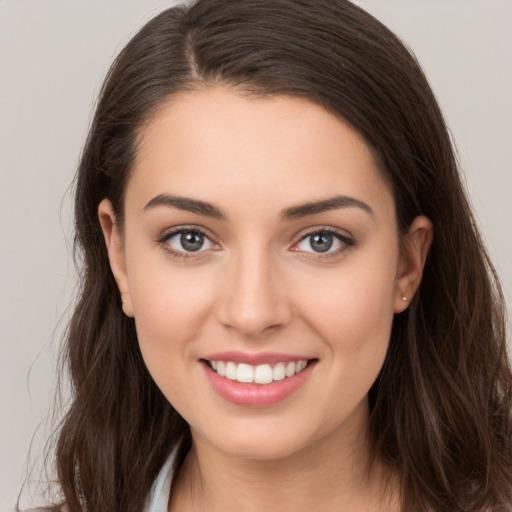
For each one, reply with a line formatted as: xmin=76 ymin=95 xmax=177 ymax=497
xmin=402 ymin=296 xmax=408 ymax=302
xmin=120 ymin=295 xmax=134 ymax=317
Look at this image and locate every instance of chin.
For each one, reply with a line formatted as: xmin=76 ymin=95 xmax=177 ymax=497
xmin=220 ymin=435 xmax=311 ymax=461
xmin=193 ymin=412 xmax=347 ymax=463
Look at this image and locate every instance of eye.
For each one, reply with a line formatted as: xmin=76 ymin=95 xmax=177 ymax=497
xmin=293 ymin=229 xmax=353 ymax=254
xmin=164 ymin=229 xmax=217 ymax=253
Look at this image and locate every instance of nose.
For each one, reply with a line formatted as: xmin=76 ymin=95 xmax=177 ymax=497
xmin=216 ymin=248 xmax=292 ymax=339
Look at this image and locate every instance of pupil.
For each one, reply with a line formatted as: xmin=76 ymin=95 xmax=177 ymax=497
xmin=310 ymin=233 xmax=333 ymax=253
xmin=181 ymin=232 xmax=204 ymax=252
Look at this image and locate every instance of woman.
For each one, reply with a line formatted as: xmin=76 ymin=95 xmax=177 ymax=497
xmin=34 ymin=0 xmax=512 ymax=510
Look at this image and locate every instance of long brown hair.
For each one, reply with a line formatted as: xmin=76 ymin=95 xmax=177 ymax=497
xmin=46 ymin=1 xmax=512 ymax=510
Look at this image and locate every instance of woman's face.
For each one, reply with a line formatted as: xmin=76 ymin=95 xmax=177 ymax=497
xmin=101 ymin=87 xmax=426 ymax=460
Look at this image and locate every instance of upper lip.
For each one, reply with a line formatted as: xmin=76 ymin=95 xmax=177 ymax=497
xmin=201 ymin=351 xmax=315 ymax=366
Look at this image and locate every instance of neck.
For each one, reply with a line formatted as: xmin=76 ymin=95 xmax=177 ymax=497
xmin=169 ymin=402 xmax=399 ymax=512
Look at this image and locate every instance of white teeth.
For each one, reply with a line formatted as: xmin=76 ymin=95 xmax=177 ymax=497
xmin=285 ymin=362 xmax=296 ymax=378
xmin=209 ymin=359 xmax=309 ymax=384
xmin=273 ymin=362 xmax=286 ymax=381
xmin=226 ymin=361 xmax=237 ymax=380
xmin=216 ymin=360 xmax=226 ymax=377
xmin=236 ymin=363 xmax=254 ymax=383
xmin=254 ymin=364 xmax=273 ymax=384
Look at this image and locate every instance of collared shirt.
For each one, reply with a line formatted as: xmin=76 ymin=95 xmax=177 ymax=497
xmin=144 ymin=447 xmax=178 ymax=512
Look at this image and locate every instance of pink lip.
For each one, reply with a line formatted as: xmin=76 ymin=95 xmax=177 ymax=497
xmin=201 ymin=358 xmax=316 ymax=407
xmin=202 ymin=351 xmax=311 ymax=366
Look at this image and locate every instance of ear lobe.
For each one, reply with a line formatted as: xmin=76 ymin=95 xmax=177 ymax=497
xmin=98 ymin=199 xmax=134 ymax=317
xmin=394 ymin=215 xmax=433 ymax=313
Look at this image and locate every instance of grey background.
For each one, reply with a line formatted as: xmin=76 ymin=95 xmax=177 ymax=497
xmin=1 ymin=1 xmax=510 ymax=508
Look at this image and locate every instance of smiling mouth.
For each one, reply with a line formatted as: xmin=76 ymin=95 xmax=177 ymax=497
xmin=203 ymin=359 xmax=317 ymax=385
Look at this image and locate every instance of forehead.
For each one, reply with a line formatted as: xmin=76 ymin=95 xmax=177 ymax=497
xmin=127 ymin=87 xmax=394 ymax=220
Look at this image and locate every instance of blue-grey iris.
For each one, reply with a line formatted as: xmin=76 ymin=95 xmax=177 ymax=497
xmin=181 ymin=231 xmax=204 ymax=251
xmin=310 ymin=232 xmax=333 ymax=253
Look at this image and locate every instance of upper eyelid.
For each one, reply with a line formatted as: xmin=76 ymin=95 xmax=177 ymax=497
xmin=295 ymin=226 xmax=354 ymax=242
xmin=157 ymin=225 xmax=216 ymax=242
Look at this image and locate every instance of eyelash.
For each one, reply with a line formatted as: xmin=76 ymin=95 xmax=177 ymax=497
xmin=156 ymin=226 xmax=355 ymax=261
xmin=292 ymin=227 xmax=355 ymax=260
xmin=156 ymin=226 xmax=217 ymax=261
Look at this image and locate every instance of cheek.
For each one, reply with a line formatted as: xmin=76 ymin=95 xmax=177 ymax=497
xmin=127 ymin=261 xmax=221 ymax=414
xmin=125 ymin=246 xmax=217 ymax=364
xmin=295 ymin=247 xmax=398 ymax=373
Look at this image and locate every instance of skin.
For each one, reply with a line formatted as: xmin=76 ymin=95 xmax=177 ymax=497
xmin=99 ymin=87 xmax=432 ymax=511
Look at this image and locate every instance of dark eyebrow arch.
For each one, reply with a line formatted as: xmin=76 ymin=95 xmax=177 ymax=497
xmin=143 ymin=194 xmax=225 ymax=219
xmin=280 ymin=195 xmax=374 ymax=221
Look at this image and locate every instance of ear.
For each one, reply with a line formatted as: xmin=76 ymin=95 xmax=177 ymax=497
xmin=394 ymin=215 xmax=433 ymax=313
xmin=98 ymin=199 xmax=134 ymax=317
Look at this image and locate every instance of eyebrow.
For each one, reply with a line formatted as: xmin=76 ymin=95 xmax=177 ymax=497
xmin=143 ymin=194 xmax=225 ymax=219
xmin=143 ymin=193 xmax=374 ymax=221
xmin=280 ymin=195 xmax=374 ymax=221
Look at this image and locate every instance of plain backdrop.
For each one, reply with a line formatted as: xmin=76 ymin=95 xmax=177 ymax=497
xmin=0 ymin=1 xmax=511 ymax=509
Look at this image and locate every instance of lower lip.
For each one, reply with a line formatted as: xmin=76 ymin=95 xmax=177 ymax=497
xmin=202 ymin=361 xmax=315 ymax=407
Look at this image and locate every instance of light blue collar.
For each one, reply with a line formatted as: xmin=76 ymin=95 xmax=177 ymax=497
xmin=144 ymin=445 xmax=179 ymax=512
